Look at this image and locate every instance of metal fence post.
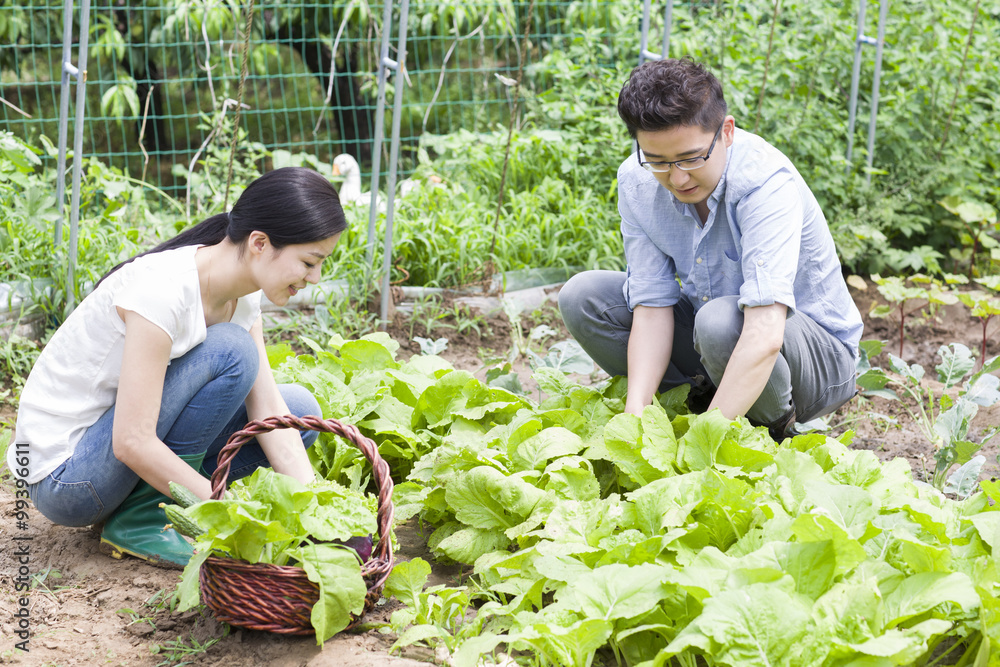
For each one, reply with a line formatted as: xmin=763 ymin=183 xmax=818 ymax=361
xmin=378 ymin=0 xmax=410 ymax=325
xmin=54 ymin=0 xmax=75 ymax=246
xmin=365 ymin=2 xmax=394 ymax=277
xmin=865 ymin=0 xmax=889 ymax=182
xmin=364 ymin=1 xmax=411 ymax=327
xmin=845 ymin=0 xmax=889 ymax=183
xmin=54 ymin=0 xmax=91 ymax=308
xmin=639 ymin=0 xmax=672 ymax=64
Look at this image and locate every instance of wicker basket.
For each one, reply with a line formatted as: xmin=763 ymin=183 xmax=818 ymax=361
xmin=198 ymin=414 xmax=395 ymax=635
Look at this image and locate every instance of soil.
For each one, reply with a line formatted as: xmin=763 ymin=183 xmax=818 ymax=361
xmin=1 ymin=282 xmax=998 ymax=666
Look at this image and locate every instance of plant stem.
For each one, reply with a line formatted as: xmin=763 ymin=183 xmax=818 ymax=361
xmin=488 ymin=0 xmax=538 ymax=263
xmin=754 ymin=0 xmax=782 ymax=135
xmin=979 ymin=316 xmax=992 ymax=371
xmin=937 ymin=0 xmax=981 ymax=159
xmin=898 ymin=301 xmax=906 ymax=357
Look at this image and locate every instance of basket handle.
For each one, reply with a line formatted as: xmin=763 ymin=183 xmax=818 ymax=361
xmin=208 ymin=414 xmax=395 ymax=571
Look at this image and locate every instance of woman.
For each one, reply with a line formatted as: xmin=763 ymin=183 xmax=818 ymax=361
xmin=9 ymin=167 xmax=346 ymax=567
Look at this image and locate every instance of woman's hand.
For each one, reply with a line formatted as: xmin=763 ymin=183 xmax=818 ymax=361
xmin=243 ymin=318 xmax=318 ymax=485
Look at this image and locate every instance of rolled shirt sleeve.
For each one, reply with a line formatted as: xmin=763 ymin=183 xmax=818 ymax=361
xmin=733 ymin=168 xmax=801 ymax=313
xmin=620 ymin=180 xmax=681 ymax=310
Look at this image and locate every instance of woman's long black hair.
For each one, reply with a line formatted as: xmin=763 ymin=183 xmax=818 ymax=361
xmin=99 ymin=167 xmax=346 ymax=284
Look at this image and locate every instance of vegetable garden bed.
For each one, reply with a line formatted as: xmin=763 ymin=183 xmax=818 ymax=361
xmin=1 ymin=284 xmax=998 ymax=666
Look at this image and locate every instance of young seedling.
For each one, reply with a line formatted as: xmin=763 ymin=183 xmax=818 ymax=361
xmin=955 ymin=276 xmax=1000 ymax=371
xmin=150 ymin=632 xmax=225 ymax=667
xmin=409 ymin=294 xmax=454 ymax=340
xmin=414 ymin=336 xmax=449 ymax=356
xmin=939 ymin=195 xmax=1000 ymax=278
xmin=869 ymin=274 xmax=959 ymax=357
xmin=117 ymin=606 xmax=157 ymax=632
xmin=857 ymin=341 xmax=1000 ymax=489
xmin=448 ymin=302 xmax=490 ymax=338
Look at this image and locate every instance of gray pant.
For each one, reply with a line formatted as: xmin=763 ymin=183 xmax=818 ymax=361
xmin=558 ymin=270 xmax=857 ymax=424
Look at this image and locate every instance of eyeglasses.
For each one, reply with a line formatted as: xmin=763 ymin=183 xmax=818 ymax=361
xmin=637 ymin=121 xmax=725 ymax=173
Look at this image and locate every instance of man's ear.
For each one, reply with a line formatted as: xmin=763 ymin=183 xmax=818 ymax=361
xmin=723 ymin=115 xmax=736 ymax=147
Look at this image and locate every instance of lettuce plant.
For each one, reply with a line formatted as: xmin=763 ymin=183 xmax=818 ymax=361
xmin=265 ymin=333 xmax=1000 ymax=664
xmin=171 ymin=467 xmax=378 ymax=644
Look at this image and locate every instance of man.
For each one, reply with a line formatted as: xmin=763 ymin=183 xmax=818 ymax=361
xmin=559 ymin=57 xmax=862 ymax=440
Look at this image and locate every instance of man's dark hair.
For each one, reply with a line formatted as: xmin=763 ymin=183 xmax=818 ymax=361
xmin=617 ymin=57 xmax=727 ymax=138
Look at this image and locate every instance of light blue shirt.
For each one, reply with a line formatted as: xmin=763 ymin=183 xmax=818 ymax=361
xmin=618 ymin=127 xmax=863 ymax=355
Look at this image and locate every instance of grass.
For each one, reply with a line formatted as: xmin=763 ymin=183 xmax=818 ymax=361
xmin=150 ymin=630 xmax=227 ymax=667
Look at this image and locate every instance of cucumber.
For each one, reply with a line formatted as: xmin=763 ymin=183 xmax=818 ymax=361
xmin=168 ymin=481 xmax=202 ymax=509
xmin=163 ymin=503 xmax=205 ymax=538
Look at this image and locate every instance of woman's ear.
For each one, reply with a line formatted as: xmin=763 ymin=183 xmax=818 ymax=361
xmin=247 ymin=230 xmax=270 ymax=256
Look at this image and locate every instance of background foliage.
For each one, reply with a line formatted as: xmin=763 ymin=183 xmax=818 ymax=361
xmin=1 ymin=0 xmax=999 ymax=304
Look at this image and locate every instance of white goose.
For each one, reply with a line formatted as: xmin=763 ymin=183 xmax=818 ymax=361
xmin=331 ymin=153 xmax=376 ymax=209
xmin=332 ymin=153 xmax=443 ymax=210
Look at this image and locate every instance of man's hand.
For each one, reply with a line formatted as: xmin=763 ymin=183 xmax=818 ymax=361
xmin=624 ymin=305 xmax=674 ymax=415
xmin=707 ymin=303 xmax=787 ymax=419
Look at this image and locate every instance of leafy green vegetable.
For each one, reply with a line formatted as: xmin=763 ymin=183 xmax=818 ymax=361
xmin=172 ymin=468 xmax=378 ymax=644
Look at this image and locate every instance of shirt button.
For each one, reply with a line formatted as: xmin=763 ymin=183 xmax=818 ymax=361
xmin=696 ymin=257 xmax=703 ymax=264
xmin=757 ymin=259 xmax=764 ymax=266
xmin=702 ymin=296 xmax=709 ymax=302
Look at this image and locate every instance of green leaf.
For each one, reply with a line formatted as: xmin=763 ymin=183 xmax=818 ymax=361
xmin=964 ymin=373 xmax=1000 ymax=407
xmin=747 ymin=540 xmax=838 ymax=600
xmin=298 ymin=493 xmax=377 ymax=543
xmin=511 ymin=426 xmax=585 ymax=472
xmin=531 ymin=340 xmax=595 ymax=374
xmin=856 ymin=368 xmax=890 ymax=391
xmin=663 ymin=581 xmax=810 ymax=665
xmin=655 ymin=383 xmax=691 ymax=417
xmin=291 ymin=543 xmax=367 ymax=645
xmin=337 ymin=338 xmax=401 ymax=374
xmin=847 ymin=620 xmax=953 ymax=663
xmin=640 ymin=404 xmax=678 ymax=473
xmin=935 ymin=343 xmax=975 ymax=387
xmin=869 ymin=304 xmax=894 ymax=319
xmin=791 ymin=513 xmax=867 ymax=579
xmin=555 ymin=563 xmax=672 ymax=621
xmin=676 ymin=409 xmax=731 ymax=472
xmin=971 ymin=512 xmax=1000 ymax=552
xmin=888 ymin=354 xmax=923 ymax=384
xmin=980 ymin=479 xmax=1000 ymax=505
xmin=882 ymin=572 xmax=978 ymax=628
xmin=510 ymin=618 xmax=614 ymax=667
xmin=446 ymin=465 xmax=545 ymax=530
xmin=542 ymin=456 xmax=600 ymax=501
xmin=603 ymin=412 xmax=661 ymax=487
xmin=858 ymin=339 xmax=886 ymax=362
xmin=891 ymin=535 xmax=952 ymax=574
xmin=384 ymin=557 xmax=431 ymax=608
xmin=933 ymin=399 xmax=978 ymax=446
xmin=393 ymin=623 xmax=449 ymax=649
xmin=944 ymin=456 xmax=986 ymax=499
xmin=452 ymin=634 xmax=505 ymax=667
xmin=265 ymin=342 xmax=295 ymax=367
xmin=435 ymin=526 xmax=511 ymax=564
xmin=176 ymin=549 xmax=212 ymax=611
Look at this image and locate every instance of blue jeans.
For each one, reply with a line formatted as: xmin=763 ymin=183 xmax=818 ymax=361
xmin=559 ymin=270 xmax=858 ymax=424
xmin=29 ymin=323 xmax=321 ymax=527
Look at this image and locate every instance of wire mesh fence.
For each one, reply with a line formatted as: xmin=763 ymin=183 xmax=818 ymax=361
xmin=1 ymin=1 xmax=697 ymax=201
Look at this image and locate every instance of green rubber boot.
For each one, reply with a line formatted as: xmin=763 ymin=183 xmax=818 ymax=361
xmin=100 ymin=452 xmax=206 ymax=569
